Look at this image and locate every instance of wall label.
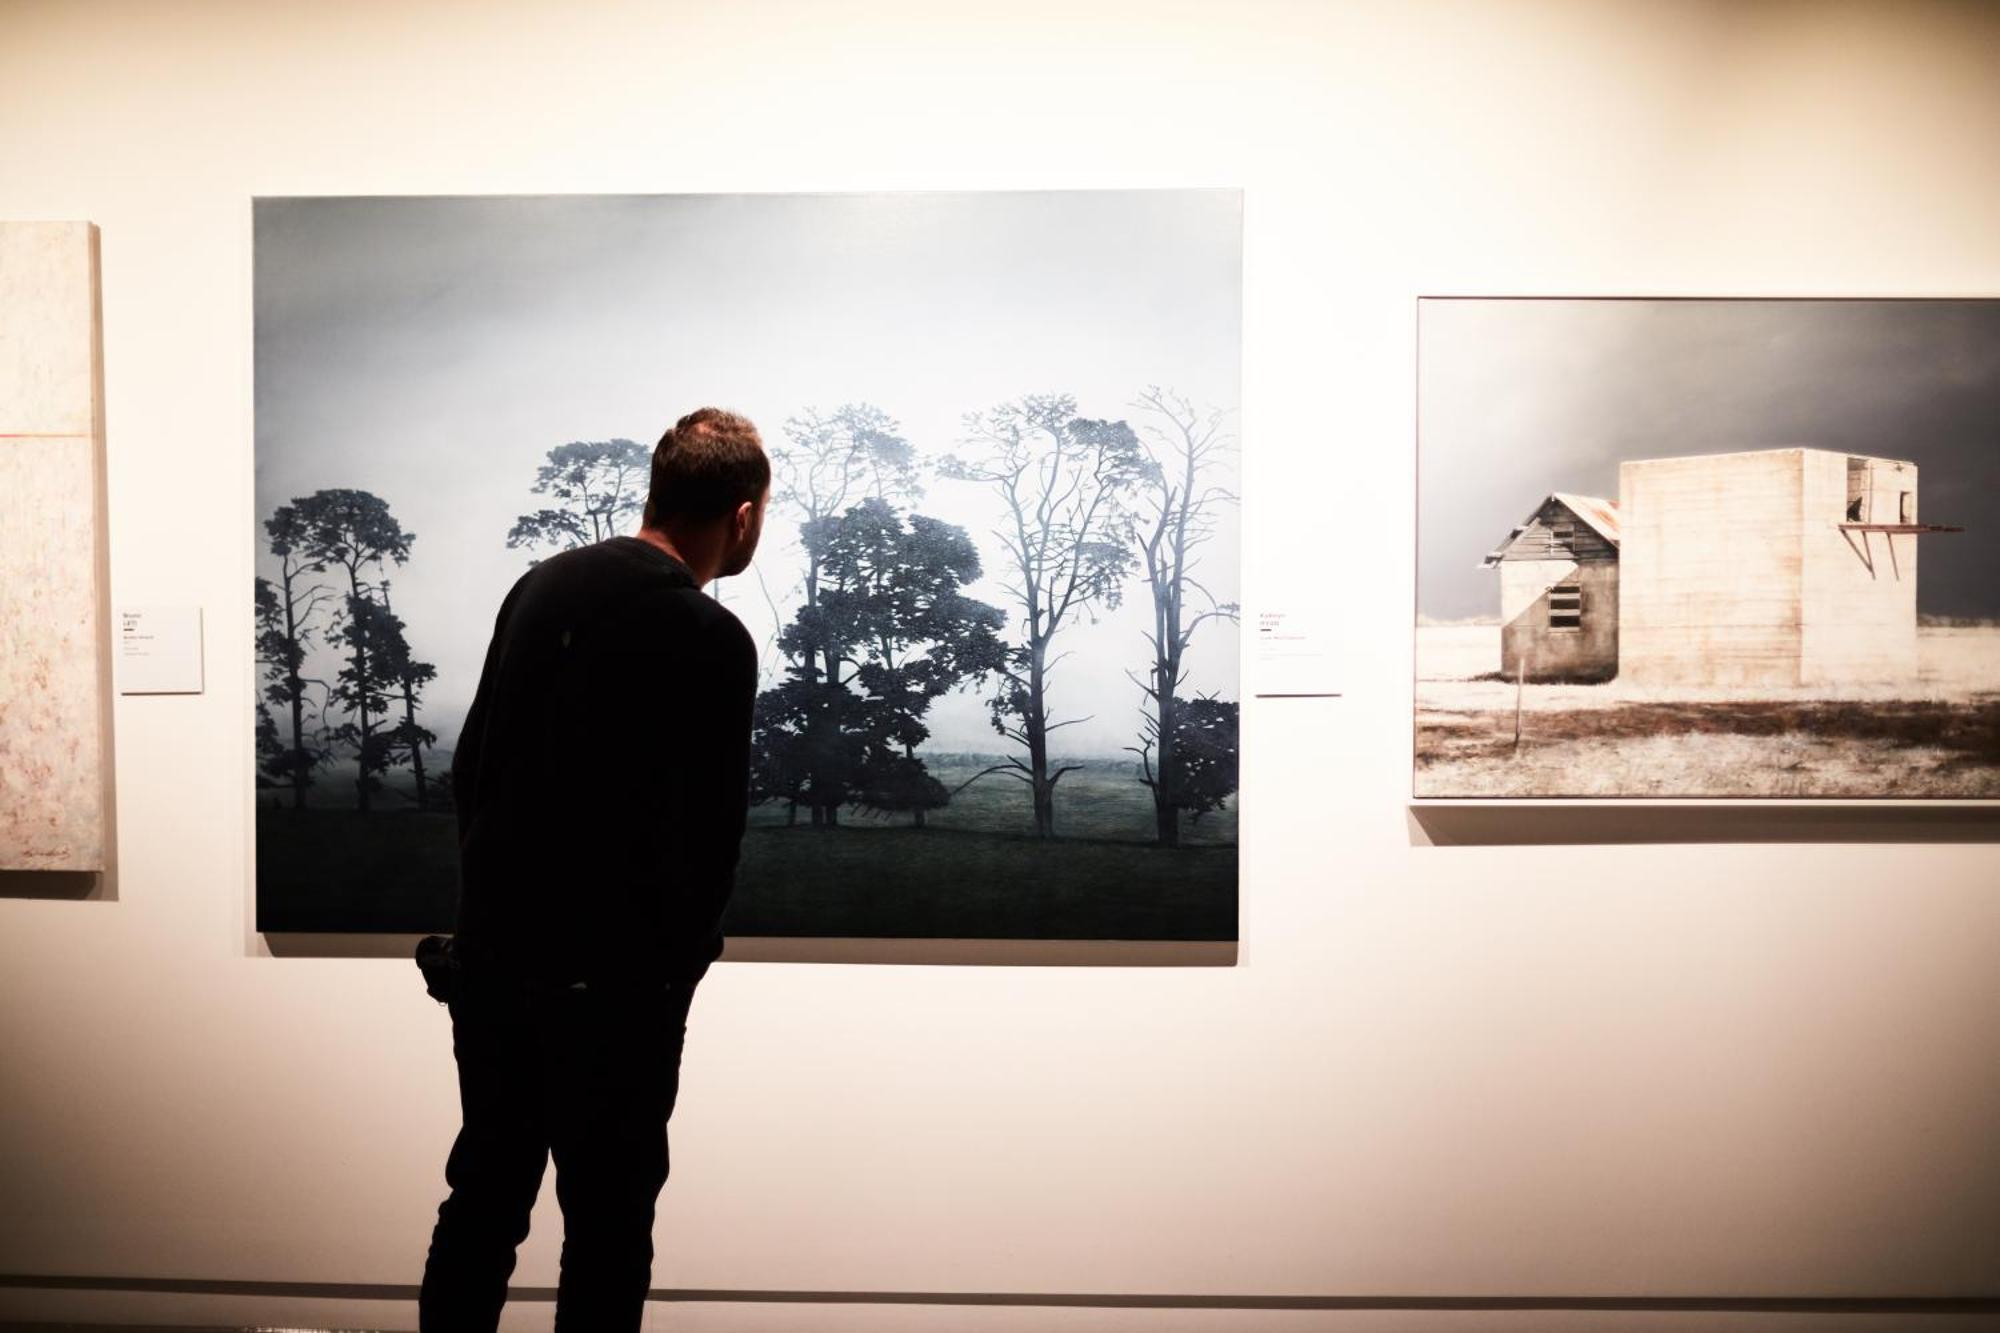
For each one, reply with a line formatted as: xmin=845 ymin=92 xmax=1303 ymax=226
xmin=118 ymin=605 xmax=204 ymax=695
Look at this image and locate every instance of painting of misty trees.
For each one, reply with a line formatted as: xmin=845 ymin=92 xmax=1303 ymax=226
xmin=254 ymin=191 xmax=1241 ymax=939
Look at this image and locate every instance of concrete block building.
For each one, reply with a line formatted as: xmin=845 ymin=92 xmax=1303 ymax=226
xmin=1620 ymin=447 xmax=1923 ymax=688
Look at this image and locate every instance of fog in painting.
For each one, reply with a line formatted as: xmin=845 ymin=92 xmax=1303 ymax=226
xmin=255 ymin=191 xmax=1242 ymax=937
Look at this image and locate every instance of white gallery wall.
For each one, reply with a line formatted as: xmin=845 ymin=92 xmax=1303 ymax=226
xmin=1 ymin=2 xmax=1997 ymax=1330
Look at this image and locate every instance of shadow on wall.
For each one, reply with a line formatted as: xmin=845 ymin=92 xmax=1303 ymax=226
xmin=260 ymin=931 xmax=1239 ymax=967
xmin=1408 ymin=804 xmax=2000 ymax=846
xmin=0 ymin=870 xmax=103 ymax=900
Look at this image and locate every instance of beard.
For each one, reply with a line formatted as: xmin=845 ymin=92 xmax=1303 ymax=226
xmin=718 ymin=527 xmax=761 ymax=578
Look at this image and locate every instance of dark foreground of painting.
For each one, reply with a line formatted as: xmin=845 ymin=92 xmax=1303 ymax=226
xmin=257 ymin=759 xmax=1238 ymax=939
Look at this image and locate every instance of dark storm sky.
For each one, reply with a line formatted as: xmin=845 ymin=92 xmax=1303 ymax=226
xmin=1417 ymin=299 xmax=2000 ymax=621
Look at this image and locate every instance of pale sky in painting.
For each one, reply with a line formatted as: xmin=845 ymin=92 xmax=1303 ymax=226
xmin=255 ymin=191 xmax=1242 ymax=755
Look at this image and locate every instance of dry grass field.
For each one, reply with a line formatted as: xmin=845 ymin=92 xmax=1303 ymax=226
xmin=1415 ymin=626 xmax=2000 ymax=797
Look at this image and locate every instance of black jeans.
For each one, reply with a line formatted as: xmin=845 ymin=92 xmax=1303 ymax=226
xmin=419 ymin=973 xmax=697 ymax=1333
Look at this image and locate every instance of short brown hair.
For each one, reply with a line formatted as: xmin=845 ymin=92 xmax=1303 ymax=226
xmin=644 ymin=407 xmax=769 ymax=526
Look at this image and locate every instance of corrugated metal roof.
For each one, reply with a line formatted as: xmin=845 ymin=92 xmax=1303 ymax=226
xmin=1481 ymin=493 xmax=1621 ymax=567
xmin=1551 ymin=492 xmax=1620 ymax=547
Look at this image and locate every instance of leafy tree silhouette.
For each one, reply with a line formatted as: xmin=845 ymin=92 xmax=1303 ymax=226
xmin=1126 ymin=388 xmax=1240 ymax=846
xmin=820 ymin=499 xmax=1007 ymax=825
xmin=943 ymin=395 xmax=1147 ymax=838
xmin=507 ymin=439 xmax=652 ymax=560
xmin=1155 ymin=695 xmax=1238 ymax=823
xmin=751 ymin=500 xmax=1006 ymax=828
xmin=750 ymin=675 xmax=873 ymax=827
xmin=294 ymin=488 xmax=413 ymax=811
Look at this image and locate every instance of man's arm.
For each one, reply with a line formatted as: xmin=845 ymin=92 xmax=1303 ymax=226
xmin=679 ymin=614 xmax=759 ymax=900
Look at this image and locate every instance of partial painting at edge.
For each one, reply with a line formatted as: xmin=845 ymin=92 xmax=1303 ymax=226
xmin=0 ymin=222 xmax=111 ymax=874
xmin=1415 ymin=298 xmax=1999 ymax=799
xmin=254 ymin=191 xmax=1242 ymax=938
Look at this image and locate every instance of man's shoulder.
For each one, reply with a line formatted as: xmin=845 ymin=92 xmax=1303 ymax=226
xmin=539 ymin=535 xmax=689 ymax=582
xmin=644 ymin=579 xmax=754 ymax=660
xmin=512 ymin=538 xmax=696 ymax=612
xmin=695 ymin=596 xmax=757 ymax=670
xmin=515 ymin=539 xmax=750 ymax=664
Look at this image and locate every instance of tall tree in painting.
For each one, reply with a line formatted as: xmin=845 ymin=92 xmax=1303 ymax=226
xmin=377 ymin=580 xmax=439 ymax=811
xmin=506 ymin=438 xmax=652 ymax=559
xmin=257 ymin=503 xmax=337 ymax=808
xmin=296 ymin=488 xmax=413 ymax=811
xmin=1127 ymin=387 xmax=1240 ymax=845
xmin=761 ymin=404 xmax=921 ymax=826
xmin=943 ymin=394 xmax=1148 ymax=838
xmin=328 ymin=594 xmax=407 ymax=806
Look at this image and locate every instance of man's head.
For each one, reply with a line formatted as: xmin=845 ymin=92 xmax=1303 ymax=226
xmin=641 ymin=407 xmax=770 ymax=580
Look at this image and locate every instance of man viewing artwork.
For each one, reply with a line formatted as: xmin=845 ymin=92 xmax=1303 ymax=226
xmin=417 ymin=408 xmax=767 ymax=1333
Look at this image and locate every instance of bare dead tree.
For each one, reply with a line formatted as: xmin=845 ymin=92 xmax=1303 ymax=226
xmin=943 ymin=394 xmax=1147 ymax=838
xmin=1125 ymin=387 xmax=1240 ymax=846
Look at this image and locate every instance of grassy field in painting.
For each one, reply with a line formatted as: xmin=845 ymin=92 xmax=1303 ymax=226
xmin=1414 ymin=625 xmax=2000 ymax=798
xmin=257 ymin=757 xmax=1237 ymax=938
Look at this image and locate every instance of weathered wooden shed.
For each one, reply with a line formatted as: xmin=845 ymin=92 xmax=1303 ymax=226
xmin=1618 ymin=447 xmax=1952 ymax=687
xmin=1482 ymin=492 xmax=1621 ymax=682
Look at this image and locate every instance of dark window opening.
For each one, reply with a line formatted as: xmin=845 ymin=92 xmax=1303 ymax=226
xmin=1899 ymin=492 xmax=1912 ymax=523
xmin=1549 ymin=583 xmax=1582 ymax=631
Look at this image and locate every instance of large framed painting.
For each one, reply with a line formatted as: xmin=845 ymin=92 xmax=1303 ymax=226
xmin=1415 ymin=298 xmax=1998 ymax=800
xmin=255 ymin=191 xmax=1242 ymax=947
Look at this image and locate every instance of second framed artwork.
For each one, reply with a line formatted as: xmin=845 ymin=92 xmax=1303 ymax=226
xmin=1415 ymin=297 xmax=1998 ymax=801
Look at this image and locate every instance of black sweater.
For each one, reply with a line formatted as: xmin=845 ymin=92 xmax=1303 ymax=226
xmin=450 ymin=536 xmax=757 ymax=987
